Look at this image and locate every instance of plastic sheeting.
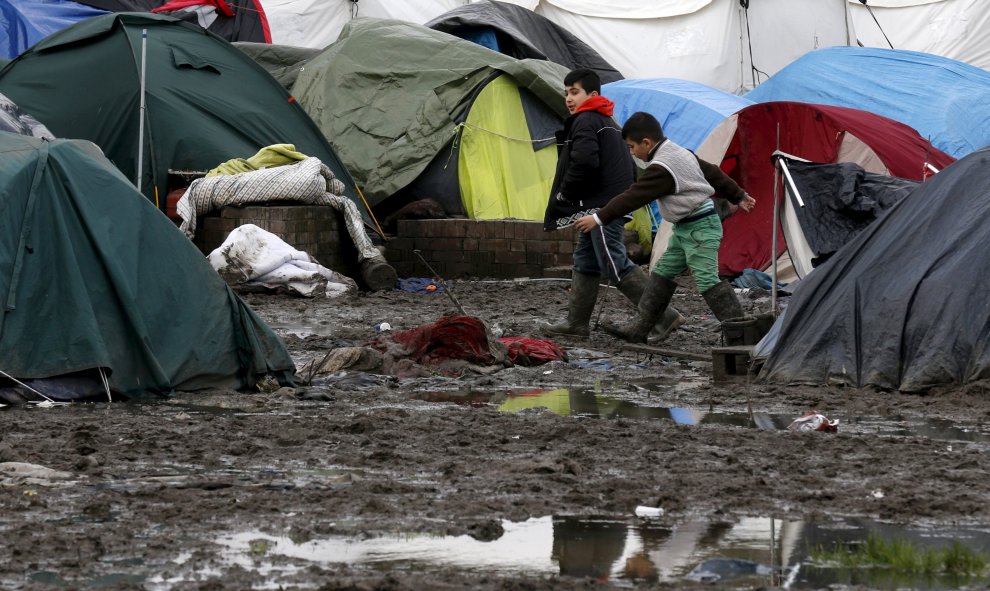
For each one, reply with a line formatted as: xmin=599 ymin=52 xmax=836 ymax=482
xmin=505 ymin=0 xmax=854 ymax=92
xmin=780 ymin=159 xmax=919 ymax=278
xmin=745 ymin=47 xmax=990 ymax=158
xmin=848 ymin=0 xmax=990 ymax=71
xmin=605 ymin=78 xmax=751 ymax=150
xmin=761 ymin=147 xmax=990 ymax=392
xmin=0 ymin=92 xmax=54 ymax=139
xmin=0 ymin=0 xmax=107 ymax=58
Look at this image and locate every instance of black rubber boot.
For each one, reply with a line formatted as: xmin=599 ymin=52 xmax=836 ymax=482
xmin=603 ymin=273 xmax=678 ymax=343
xmin=616 ymin=266 xmax=684 ymax=343
xmin=701 ymin=280 xmax=745 ymax=322
xmin=541 ymin=272 xmax=601 ymax=338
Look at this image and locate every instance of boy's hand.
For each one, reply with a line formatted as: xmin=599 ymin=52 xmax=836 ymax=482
xmin=739 ymin=194 xmax=756 ymax=212
xmin=574 ymin=215 xmax=599 ymax=233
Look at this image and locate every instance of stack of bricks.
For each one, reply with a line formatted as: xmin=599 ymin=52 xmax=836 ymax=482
xmin=192 ymin=204 xmax=350 ymax=273
xmin=384 ymin=219 xmax=577 ymax=279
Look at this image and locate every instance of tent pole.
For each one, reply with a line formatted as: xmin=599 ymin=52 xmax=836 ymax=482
xmin=771 ymin=123 xmax=780 ymax=317
xmin=136 ymin=29 xmax=148 ymax=192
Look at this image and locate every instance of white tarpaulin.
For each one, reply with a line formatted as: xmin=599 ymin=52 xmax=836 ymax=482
xmin=500 ymin=0 xmax=854 ymax=92
xmin=262 ymin=0 xmax=468 ymax=47
xmin=848 ymin=0 xmax=990 ymax=70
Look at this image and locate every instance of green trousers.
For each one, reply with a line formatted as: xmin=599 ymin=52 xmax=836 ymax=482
xmin=652 ymin=214 xmax=722 ymax=293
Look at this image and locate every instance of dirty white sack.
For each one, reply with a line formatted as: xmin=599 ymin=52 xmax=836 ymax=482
xmin=208 ymin=224 xmax=357 ymax=298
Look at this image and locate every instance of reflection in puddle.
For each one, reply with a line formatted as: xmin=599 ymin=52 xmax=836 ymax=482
xmin=415 ymin=388 xmax=990 ymax=444
xmin=209 ymin=516 xmax=990 ymax=589
xmin=269 ymin=322 xmax=336 ymax=338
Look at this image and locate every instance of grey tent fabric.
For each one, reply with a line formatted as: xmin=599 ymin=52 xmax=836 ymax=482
xmin=426 ymin=0 xmax=622 ymax=83
xmin=784 ymin=159 xmax=919 ymax=267
xmin=0 ymin=91 xmax=53 ymax=139
xmin=233 ymin=42 xmax=322 ymax=90
xmin=761 ymin=148 xmax=990 ymax=392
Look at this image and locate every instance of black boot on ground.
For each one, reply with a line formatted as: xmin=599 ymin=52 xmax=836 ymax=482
xmin=541 ymin=271 xmax=601 ymax=338
xmin=602 ymin=273 xmax=678 ymax=343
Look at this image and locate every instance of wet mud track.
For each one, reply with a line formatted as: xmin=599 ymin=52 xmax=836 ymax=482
xmin=3 ymin=280 xmax=990 ymax=589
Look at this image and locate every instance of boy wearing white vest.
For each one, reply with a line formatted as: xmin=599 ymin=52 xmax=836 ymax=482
xmin=574 ymin=112 xmax=756 ymax=343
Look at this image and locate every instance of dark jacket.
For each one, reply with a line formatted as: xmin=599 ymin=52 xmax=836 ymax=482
xmin=543 ymin=106 xmax=635 ymax=231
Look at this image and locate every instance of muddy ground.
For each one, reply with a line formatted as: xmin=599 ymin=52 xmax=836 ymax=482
xmin=3 ymin=276 xmax=990 ymax=590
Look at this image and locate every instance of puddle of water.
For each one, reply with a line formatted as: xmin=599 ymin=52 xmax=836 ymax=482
xmin=415 ymin=388 xmax=990 ymax=445
xmin=204 ymin=516 xmax=990 ymax=589
xmin=268 ymin=321 xmax=337 ymax=338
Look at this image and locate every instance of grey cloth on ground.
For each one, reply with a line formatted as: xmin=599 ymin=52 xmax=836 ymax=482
xmin=603 ymin=273 xmax=679 ymax=343
xmin=701 ymin=281 xmax=744 ymax=322
xmin=177 ymin=157 xmax=382 ymax=263
xmin=541 ymin=271 xmax=600 ymax=338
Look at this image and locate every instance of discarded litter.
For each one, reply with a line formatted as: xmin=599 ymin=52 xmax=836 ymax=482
xmin=788 ymin=411 xmax=839 ymax=433
xmin=375 ymin=322 xmax=392 ymax=333
xmin=634 ymin=505 xmax=664 ymax=518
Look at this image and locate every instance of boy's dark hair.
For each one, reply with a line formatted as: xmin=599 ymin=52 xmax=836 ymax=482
xmin=622 ymin=112 xmax=665 ymax=143
xmin=563 ymin=68 xmax=601 ymax=95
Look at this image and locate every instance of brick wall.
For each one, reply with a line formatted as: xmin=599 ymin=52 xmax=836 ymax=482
xmin=384 ymin=219 xmax=577 ymax=279
xmin=193 ymin=205 xmax=352 ymax=274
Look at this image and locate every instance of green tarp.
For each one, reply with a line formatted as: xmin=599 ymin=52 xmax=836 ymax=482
xmin=0 ymin=13 xmax=362 ymax=216
xmin=0 ymin=132 xmax=295 ymax=397
xmin=233 ymin=41 xmax=321 ymax=90
xmin=292 ymin=18 xmax=569 ymax=208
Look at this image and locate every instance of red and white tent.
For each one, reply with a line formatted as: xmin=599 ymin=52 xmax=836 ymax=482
xmin=691 ymin=101 xmax=955 ymax=277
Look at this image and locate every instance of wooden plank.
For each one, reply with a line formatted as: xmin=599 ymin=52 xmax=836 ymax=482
xmin=621 ymin=344 xmax=712 ymax=362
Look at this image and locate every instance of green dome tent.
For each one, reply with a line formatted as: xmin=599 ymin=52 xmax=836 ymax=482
xmin=291 ymin=18 xmax=570 ymax=221
xmin=0 ymin=132 xmax=295 ymax=398
xmin=0 ymin=13 xmax=362 ymax=217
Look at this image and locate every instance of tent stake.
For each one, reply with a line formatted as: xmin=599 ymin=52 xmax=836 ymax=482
xmin=136 ymin=28 xmax=148 ymax=192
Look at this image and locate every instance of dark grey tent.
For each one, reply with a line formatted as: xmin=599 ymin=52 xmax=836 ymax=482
xmin=0 ymin=132 xmax=295 ymax=401
xmin=760 ymin=148 xmax=990 ymax=392
xmin=425 ymin=0 xmax=622 ymax=83
xmin=779 ymin=158 xmax=920 ymax=278
xmin=233 ymin=42 xmax=321 ymax=89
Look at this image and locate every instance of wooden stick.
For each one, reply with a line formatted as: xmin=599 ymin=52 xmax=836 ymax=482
xmin=621 ymin=344 xmax=711 ymax=362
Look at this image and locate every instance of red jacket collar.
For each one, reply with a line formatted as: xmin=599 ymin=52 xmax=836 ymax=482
xmin=574 ymin=95 xmax=614 ymax=117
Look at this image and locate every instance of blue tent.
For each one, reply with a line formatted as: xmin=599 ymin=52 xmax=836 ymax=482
xmin=604 ymin=78 xmax=752 ymax=231
xmin=745 ymin=46 xmax=990 ymax=159
xmin=1 ymin=0 xmax=107 ymax=59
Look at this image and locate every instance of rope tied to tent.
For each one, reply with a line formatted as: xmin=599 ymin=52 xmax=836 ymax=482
xmin=444 ymin=122 xmax=556 ymax=170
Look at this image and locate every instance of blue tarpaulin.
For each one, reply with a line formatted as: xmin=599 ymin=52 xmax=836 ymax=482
xmin=1 ymin=0 xmax=107 ymax=59
xmin=745 ymin=46 xmax=990 ymax=159
xmin=604 ymin=77 xmax=753 ymax=231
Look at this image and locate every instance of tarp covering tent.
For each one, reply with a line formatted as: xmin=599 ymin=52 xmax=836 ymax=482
xmin=293 ymin=18 xmax=568 ymax=220
xmin=0 ymin=13 xmax=360 ymax=216
xmin=0 ymin=0 xmax=108 ymax=59
xmin=692 ymin=101 xmax=954 ymax=277
xmin=496 ymin=0 xmax=855 ymax=92
xmin=777 ymin=158 xmax=920 ymax=279
xmin=760 ymin=147 xmax=990 ymax=392
xmin=233 ymin=41 xmax=320 ymax=89
xmin=848 ymin=0 xmax=990 ymax=71
xmin=425 ymin=0 xmax=622 ymax=83
xmin=0 ymin=132 xmax=295 ymax=397
xmin=745 ymin=47 xmax=990 ymax=159
xmin=605 ymin=78 xmax=752 ymax=151
xmin=261 ymin=0 xmax=463 ymax=48
xmin=73 ymin=0 xmax=271 ymax=42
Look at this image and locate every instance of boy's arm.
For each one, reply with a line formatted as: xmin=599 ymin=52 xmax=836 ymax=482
xmin=697 ymin=157 xmax=747 ymax=204
xmin=557 ymin=118 xmax=600 ymax=200
xmin=593 ymin=164 xmax=675 ymax=226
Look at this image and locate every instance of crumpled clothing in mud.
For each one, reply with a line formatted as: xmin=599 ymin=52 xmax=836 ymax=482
xmin=371 ymin=315 xmax=511 ymax=377
xmin=498 ymin=336 xmax=567 ymax=366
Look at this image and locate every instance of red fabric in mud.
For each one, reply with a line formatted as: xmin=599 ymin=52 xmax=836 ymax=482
xmin=499 ymin=337 xmax=568 ymax=366
xmin=371 ymin=315 xmax=505 ymax=367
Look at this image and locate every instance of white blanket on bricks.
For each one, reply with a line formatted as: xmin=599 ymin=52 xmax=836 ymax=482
xmin=208 ymin=224 xmax=358 ymax=298
xmin=178 ymin=157 xmax=381 ymax=262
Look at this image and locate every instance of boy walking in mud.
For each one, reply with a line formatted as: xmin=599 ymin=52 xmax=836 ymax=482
xmin=542 ymin=69 xmax=682 ymax=339
xmin=573 ymin=111 xmax=756 ymax=343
